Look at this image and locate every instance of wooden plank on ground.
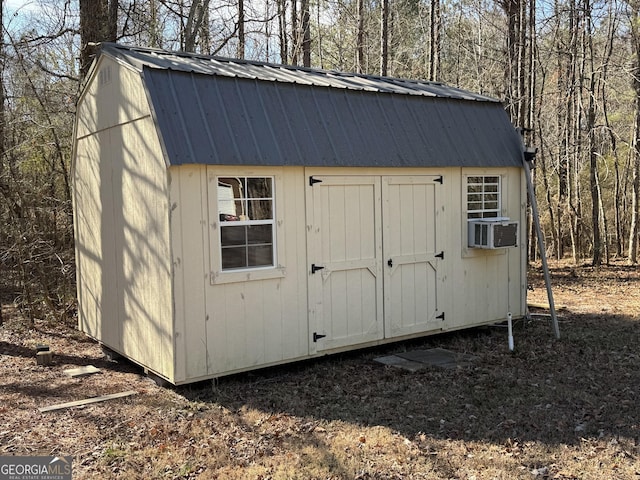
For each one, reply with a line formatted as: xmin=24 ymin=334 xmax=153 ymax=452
xmin=63 ymin=365 xmax=101 ymax=378
xmin=528 ymin=302 xmax=567 ymax=311
xmin=39 ymin=390 xmax=137 ymax=413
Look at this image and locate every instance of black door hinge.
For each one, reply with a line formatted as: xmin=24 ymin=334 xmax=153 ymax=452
xmin=309 ymin=176 xmax=323 ymax=186
xmin=435 ymin=251 xmax=444 ymax=259
xmin=435 ymin=176 xmax=443 ymax=184
xmin=311 ymin=264 xmax=325 ymax=274
xmin=436 ymin=312 xmax=445 ymax=321
xmin=313 ymin=332 xmax=326 ymax=342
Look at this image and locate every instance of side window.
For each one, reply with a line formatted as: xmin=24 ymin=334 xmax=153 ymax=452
xmin=217 ymin=176 xmax=275 ymax=271
xmin=467 ymin=176 xmax=501 ymax=219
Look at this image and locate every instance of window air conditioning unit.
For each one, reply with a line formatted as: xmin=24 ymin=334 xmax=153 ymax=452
xmin=468 ymin=218 xmax=519 ymax=249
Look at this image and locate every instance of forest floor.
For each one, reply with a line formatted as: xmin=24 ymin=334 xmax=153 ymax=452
xmin=1 ymin=260 xmax=640 ymax=479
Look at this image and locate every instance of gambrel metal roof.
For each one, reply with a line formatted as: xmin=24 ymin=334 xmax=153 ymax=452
xmin=98 ymin=43 xmax=525 ymax=168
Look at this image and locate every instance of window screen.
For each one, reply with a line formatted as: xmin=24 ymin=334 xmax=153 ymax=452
xmin=467 ymin=176 xmax=501 ymax=219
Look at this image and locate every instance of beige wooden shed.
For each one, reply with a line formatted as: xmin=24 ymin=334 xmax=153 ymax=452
xmin=73 ymin=43 xmax=528 ymax=385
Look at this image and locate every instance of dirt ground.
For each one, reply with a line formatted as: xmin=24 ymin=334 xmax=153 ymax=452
xmin=1 ymin=260 xmax=639 ymax=479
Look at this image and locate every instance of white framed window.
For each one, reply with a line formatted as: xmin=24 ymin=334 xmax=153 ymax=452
xmin=467 ymin=175 xmax=501 ymax=219
xmin=217 ymin=176 xmax=275 ymax=271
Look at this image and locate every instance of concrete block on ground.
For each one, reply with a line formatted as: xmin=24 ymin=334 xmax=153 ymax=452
xmin=36 ymin=351 xmax=53 ymax=366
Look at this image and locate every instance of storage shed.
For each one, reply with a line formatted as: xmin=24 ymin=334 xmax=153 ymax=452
xmin=73 ymin=43 xmax=528 ymax=385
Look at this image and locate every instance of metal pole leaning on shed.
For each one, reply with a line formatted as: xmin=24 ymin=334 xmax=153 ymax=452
xmin=523 ymin=148 xmax=560 ymax=339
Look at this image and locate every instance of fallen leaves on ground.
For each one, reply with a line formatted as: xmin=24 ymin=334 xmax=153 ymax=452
xmin=1 ymin=259 xmax=639 ymax=479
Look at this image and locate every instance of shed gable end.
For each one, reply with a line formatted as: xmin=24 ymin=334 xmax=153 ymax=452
xmin=77 ymin=56 xmax=152 ymax=139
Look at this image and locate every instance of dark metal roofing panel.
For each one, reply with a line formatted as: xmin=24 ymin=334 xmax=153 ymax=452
xmin=142 ymin=66 xmax=524 ymax=168
xmin=102 ymin=43 xmax=499 ymax=102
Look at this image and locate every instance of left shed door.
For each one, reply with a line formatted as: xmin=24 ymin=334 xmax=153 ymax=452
xmin=307 ymin=176 xmax=384 ymax=353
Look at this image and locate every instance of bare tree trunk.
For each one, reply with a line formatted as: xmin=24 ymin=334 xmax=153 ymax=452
xmin=79 ymin=0 xmax=108 ymax=76
xmin=599 ymin=8 xmax=623 ymax=257
xmin=568 ymin=0 xmax=580 ymax=262
xmin=278 ymin=0 xmax=288 ymax=63
xmin=301 ymin=0 xmax=311 ymax=67
xmin=630 ymin=113 xmax=640 ymax=264
xmin=429 ymin=0 xmax=440 ymax=81
xmin=527 ymin=0 xmax=538 ymax=261
xmin=630 ymin=82 xmax=640 ymax=264
xmin=622 ymin=143 xmax=633 ymax=253
xmin=615 ymin=152 xmax=623 ymax=256
xmin=593 ymin=3 xmax=611 ymax=265
xmin=554 ymin=0 xmax=566 ymax=259
xmin=571 ymin=124 xmax=582 ymax=261
xmin=108 ymin=0 xmax=118 ymax=41
xmin=527 ymin=0 xmax=536 ymax=130
xmin=610 ymin=104 xmax=625 ymax=258
xmin=501 ymin=0 xmax=519 ymax=120
xmin=77 ymin=0 xmax=116 ymax=63
xmin=380 ymin=0 xmax=389 ymax=76
xmin=628 ymin=4 xmax=640 ymax=264
xmin=583 ymin=0 xmax=600 ymax=265
xmin=0 ymin=0 xmax=3 ymax=327
xmin=184 ymin=0 xmax=211 ymax=52
xmin=598 ymin=176 xmax=609 ymax=264
xmin=533 ymin=48 xmax=557 ymax=260
xmin=316 ymin=0 xmax=323 ymax=67
xmin=357 ymin=0 xmax=365 ymax=73
xmin=149 ymin=0 xmax=162 ymax=48
xmin=291 ymin=0 xmax=298 ymax=64
xmin=516 ymin=0 xmax=526 ymax=127
xmin=201 ymin=5 xmax=211 ymax=53
xmin=540 ymin=140 xmax=558 ymax=259
xmin=238 ymin=0 xmax=245 ymax=58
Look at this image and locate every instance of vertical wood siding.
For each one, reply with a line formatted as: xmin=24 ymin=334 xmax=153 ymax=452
xmin=170 ymin=166 xmax=209 ymax=382
xmin=446 ymin=167 xmax=525 ymax=330
xmin=171 ymin=166 xmax=309 ymax=379
xmin=74 ymin=59 xmax=174 ymax=380
xmin=75 ymin=131 xmax=121 ymax=348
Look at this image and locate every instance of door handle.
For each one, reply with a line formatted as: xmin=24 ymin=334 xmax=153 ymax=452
xmin=387 ymin=259 xmax=393 ymax=267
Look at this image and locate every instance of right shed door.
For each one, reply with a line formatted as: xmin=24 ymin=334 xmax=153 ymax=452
xmin=382 ymin=175 xmax=444 ymax=338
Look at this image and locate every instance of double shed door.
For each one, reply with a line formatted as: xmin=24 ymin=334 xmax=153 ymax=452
xmin=307 ymin=174 xmax=444 ymax=353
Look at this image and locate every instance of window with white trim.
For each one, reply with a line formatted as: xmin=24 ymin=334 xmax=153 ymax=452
xmin=467 ymin=176 xmax=501 ymax=219
xmin=217 ymin=176 xmax=275 ymax=270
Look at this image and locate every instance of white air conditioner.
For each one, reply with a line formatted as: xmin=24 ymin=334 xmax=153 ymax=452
xmin=468 ymin=218 xmax=519 ymax=249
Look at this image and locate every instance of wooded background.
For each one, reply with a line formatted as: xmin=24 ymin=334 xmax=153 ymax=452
xmin=0 ymin=0 xmax=638 ymax=322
